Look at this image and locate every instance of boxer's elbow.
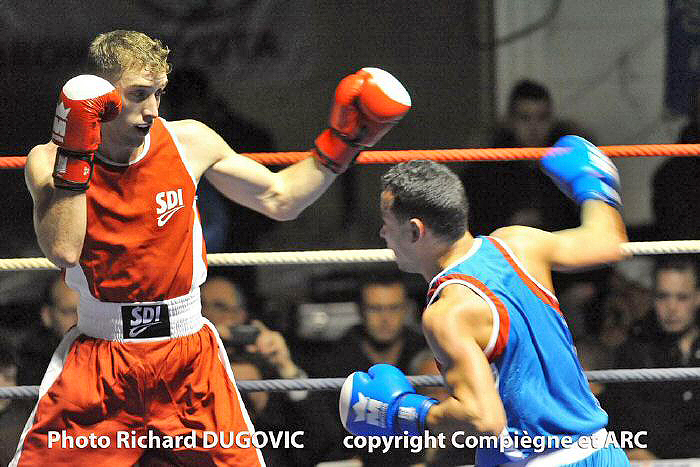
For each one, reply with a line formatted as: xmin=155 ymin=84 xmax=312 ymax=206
xmin=265 ymin=202 xmax=301 ymax=221
xmin=258 ymin=185 xmax=304 ymax=221
xmin=593 ymin=232 xmax=628 ymax=264
xmin=472 ymin=411 xmax=507 ymax=436
xmin=44 ymin=245 xmax=81 ymax=268
xmin=38 ymin=235 xmax=82 ymax=268
xmin=456 ymin=404 xmax=506 ymax=436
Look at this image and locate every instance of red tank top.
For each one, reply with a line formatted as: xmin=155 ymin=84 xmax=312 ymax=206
xmin=66 ymin=118 xmax=208 ymax=302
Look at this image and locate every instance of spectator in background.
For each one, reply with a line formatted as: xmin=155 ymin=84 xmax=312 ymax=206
xmin=200 ymin=276 xmax=326 ymax=465
xmin=200 ymin=275 xmax=250 ymax=340
xmin=595 ymin=268 xmax=652 ymax=354
xmin=16 ymin=276 xmax=78 ymax=385
xmin=162 ymin=67 xmax=276 ymax=293
xmin=227 ymin=351 xmax=306 ymax=466
xmin=311 ymin=272 xmax=428 ymax=466
xmin=677 ymin=86 xmax=700 ymax=143
xmin=200 ymin=275 xmax=307 ymax=380
xmin=462 ymin=79 xmax=588 ymax=236
xmin=652 ymin=87 xmax=700 ymax=240
xmin=313 ymin=272 xmax=426 ymax=379
xmin=0 ymin=339 xmax=32 ymax=465
xmin=573 ymin=338 xmax=613 ymax=400
xmin=494 ymin=79 xmax=590 ymax=151
xmin=606 ymin=255 xmax=700 ymax=460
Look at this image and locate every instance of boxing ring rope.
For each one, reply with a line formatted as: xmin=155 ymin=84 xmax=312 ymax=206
xmin=2 ymin=143 xmax=700 ymax=169
xmin=0 ymin=241 xmax=699 ymax=272
xmin=2 ymin=368 xmax=700 ymax=399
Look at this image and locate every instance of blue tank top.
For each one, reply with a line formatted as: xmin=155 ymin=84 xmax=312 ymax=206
xmin=426 ymin=236 xmax=607 ymax=465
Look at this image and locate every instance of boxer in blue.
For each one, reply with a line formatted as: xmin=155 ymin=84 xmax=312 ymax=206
xmin=340 ymin=136 xmax=631 ymax=466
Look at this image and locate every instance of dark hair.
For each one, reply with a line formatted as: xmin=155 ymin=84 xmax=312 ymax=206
xmin=360 ymin=268 xmax=405 ymax=288
xmin=653 ymin=255 xmax=700 ymax=288
xmin=508 ymin=79 xmax=551 ymax=113
xmin=203 ymin=274 xmax=249 ymax=311
xmin=356 ymin=268 xmax=407 ymax=304
xmin=381 ymin=160 xmax=468 ymax=242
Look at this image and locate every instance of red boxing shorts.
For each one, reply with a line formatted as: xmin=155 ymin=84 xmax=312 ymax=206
xmin=11 ymin=304 xmax=264 ymax=466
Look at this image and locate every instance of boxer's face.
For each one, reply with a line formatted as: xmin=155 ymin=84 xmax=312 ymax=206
xmin=106 ymin=67 xmax=168 ymax=147
xmin=654 ymin=268 xmax=700 ymax=334
xmin=380 ymin=191 xmax=417 ymax=273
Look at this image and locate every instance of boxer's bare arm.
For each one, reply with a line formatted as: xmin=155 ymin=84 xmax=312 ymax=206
xmin=25 ymin=143 xmax=87 ymax=267
xmin=171 ymin=119 xmax=337 ymax=221
xmin=423 ymin=284 xmax=507 ymax=436
xmin=492 ymin=201 xmax=627 ymax=290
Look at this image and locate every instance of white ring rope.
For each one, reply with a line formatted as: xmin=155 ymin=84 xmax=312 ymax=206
xmin=0 ymin=241 xmax=699 ymax=271
xmin=620 ymin=240 xmax=700 ymax=255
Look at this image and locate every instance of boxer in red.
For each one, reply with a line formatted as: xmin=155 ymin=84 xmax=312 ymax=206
xmin=12 ymin=30 xmax=411 ymax=466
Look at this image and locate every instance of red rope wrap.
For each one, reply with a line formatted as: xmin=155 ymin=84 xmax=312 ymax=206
xmin=2 ymin=144 xmax=700 ymax=168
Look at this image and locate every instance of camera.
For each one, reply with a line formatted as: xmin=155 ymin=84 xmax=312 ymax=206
xmin=227 ymin=324 xmax=260 ymax=347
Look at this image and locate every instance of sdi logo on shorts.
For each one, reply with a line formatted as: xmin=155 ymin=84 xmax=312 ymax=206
xmin=121 ymin=304 xmax=171 ymax=338
xmin=155 ymin=189 xmax=185 ymax=227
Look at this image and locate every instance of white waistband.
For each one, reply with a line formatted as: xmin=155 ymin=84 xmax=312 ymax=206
xmin=77 ymin=289 xmax=203 ymax=341
xmin=502 ymin=428 xmax=608 ymax=466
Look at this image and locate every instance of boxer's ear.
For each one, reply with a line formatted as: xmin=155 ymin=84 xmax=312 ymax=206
xmin=409 ymin=218 xmax=425 ymax=242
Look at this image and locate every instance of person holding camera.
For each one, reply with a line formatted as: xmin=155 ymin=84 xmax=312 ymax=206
xmin=200 ymin=275 xmax=308 ymax=381
xmin=200 ymin=276 xmax=331 ymax=465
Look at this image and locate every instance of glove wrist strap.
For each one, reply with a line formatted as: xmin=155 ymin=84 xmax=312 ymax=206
xmin=313 ymin=128 xmax=362 ymax=173
xmin=573 ymin=177 xmax=622 ymax=209
xmin=394 ymin=394 xmax=438 ymax=436
xmin=53 ymin=147 xmax=94 ymax=192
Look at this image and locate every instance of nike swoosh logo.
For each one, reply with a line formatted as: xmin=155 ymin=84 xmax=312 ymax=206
xmin=129 ymin=323 xmax=158 ymax=338
xmin=157 ymin=205 xmax=185 ymax=227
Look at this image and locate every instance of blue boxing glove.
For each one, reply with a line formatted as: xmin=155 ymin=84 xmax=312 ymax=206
xmin=541 ymin=135 xmax=622 ymax=208
xmin=339 ymin=364 xmax=437 ymax=437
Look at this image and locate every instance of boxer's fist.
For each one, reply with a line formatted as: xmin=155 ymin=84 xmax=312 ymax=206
xmin=52 ymin=75 xmax=122 ymax=191
xmin=314 ymin=68 xmax=411 ymax=173
xmin=339 ymin=364 xmax=437 ymax=437
xmin=541 ymin=135 xmax=621 ymax=208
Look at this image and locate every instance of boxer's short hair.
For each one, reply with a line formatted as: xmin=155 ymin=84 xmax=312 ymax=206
xmin=382 ymin=160 xmax=468 ymax=242
xmin=88 ymin=30 xmax=171 ymax=82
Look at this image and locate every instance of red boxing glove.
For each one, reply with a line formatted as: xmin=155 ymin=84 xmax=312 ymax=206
xmin=51 ymin=75 xmax=122 ymax=191
xmin=314 ymin=67 xmax=411 ymax=174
